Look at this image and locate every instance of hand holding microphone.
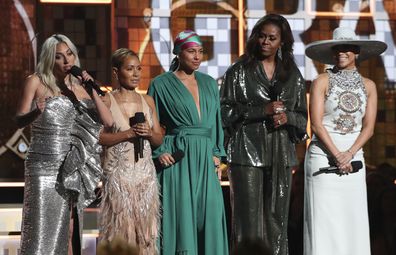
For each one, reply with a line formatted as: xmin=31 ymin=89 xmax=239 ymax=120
xmin=267 ymin=83 xmax=287 ymax=127
xmin=313 ymin=161 xmax=363 ymax=176
xmin=130 ymin=112 xmax=146 ymax=158
xmin=156 ymin=150 xmax=185 ymax=169
xmin=69 ymin=65 xmax=105 ymax=96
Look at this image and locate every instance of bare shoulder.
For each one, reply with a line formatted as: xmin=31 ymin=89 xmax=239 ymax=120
xmin=311 ymin=73 xmax=329 ymax=92
xmin=142 ymin=94 xmax=155 ymax=107
xmin=24 ymin=74 xmax=42 ymax=89
xmin=362 ymin=77 xmax=376 ymax=88
xmin=362 ymin=77 xmax=377 ymax=95
xmin=313 ymin=73 xmax=329 ymax=84
xmin=142 ymin=94 xmax=155 ymax=109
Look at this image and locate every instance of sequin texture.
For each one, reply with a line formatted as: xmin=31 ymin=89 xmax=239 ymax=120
xmin=20 ymin=96 xmax=103 ymax=255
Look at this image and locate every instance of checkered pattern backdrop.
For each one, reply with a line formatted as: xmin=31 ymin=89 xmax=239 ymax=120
xmin=150 ymin=15 xmax=232 ymax=80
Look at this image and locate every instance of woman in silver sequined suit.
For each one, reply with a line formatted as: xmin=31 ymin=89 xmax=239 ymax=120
xmin=15 ymin=34 xmax=113 ymax=255
xmin=304 ymin=27 xmax=387 ymax=255
xmin=220 ymin=14 xmax=308 ymax=255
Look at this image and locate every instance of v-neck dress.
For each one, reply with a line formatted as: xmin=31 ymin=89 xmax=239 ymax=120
xmin=148 ymin=71 xmax=228 ymax=255
xmin=99 ymin=93 xmax=160 ymax=254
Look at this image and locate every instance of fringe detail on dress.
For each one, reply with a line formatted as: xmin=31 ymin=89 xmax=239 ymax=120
xmin=99 ymin=142 xmax=160 ymax=255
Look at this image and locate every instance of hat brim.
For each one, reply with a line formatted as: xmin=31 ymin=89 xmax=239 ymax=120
xmin=305 ymin=39 xmax=387 ymax=65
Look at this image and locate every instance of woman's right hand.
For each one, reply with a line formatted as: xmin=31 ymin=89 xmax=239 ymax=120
xmin=265 ymin=101 xmax=286 ymax=115
xmin=158 ymin=153 xmax=175 ymax=168
xmin=334 ymin=151 xmax=354 ymax=173
xmin=35 ymin=97 xmax=47 ymax=113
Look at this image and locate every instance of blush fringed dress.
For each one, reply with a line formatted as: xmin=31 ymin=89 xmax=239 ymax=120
xmin=20 ymin=96 xmax=103 ymax=255
xmin=99 ymin=93 xmax=160 ymax=254
xmin=148 ymin=71 xmax=228 ymax=255
xmin=304 ymin=68 xmax=371 ymax=255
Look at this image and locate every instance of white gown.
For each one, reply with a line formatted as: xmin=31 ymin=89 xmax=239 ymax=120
xmin=304 ymin=68 xmax=371 ymax=255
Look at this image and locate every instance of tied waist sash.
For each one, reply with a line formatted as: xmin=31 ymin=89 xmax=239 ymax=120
xmin=169 ymin=126 xmax=212 ymax=151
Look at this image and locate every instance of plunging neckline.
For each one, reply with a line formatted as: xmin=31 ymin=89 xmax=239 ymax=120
xmin=111 ymin=91 xmax=143 ymax=128
xmin=171 ymin=72 xmax=202 ymax=121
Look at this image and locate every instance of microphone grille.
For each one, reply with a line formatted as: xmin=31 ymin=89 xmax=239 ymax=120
xmin=69 ymin=65 xmax=82 ymax=76
xmin=129 ymin=112 xmax=145 ymax=126
xmin=351 ymin=161 xmax=363 ymax=171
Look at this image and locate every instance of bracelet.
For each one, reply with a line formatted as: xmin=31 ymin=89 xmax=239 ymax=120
xmin=347 ymin=149 xmax=354 ymax=159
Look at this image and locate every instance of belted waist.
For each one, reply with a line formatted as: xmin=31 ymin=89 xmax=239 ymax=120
xmin=169 ymin=126 xmax=212 ymax=151
xmin=170 ymin=126 xmax=211 ymax=138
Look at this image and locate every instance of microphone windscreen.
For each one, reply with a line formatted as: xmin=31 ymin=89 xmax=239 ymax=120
xmin=351 ymin=161 xmax=363 ymax=172
xmin=269 ymin=84 xmax=282 ymax=101
xmin=129 ymin=112 xmax=145 ymax=126
xmin=172 ymin=150 xmax=185 ymax=163
xmin=134 ymin=112 xmax=145 ymax=123
xmin=69 ymin=65 xmax=83 ymax=77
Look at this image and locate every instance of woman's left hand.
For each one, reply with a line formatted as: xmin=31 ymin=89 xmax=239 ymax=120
xmin=213 ymin=156 xmax=222 ymax=181
xmin=334 ymin=151 xmax=353 ymax=168
xmin=132 ymin=120 xmax=152 ymax=138
xmin=273 ymin=112 xmax=288 ymax=128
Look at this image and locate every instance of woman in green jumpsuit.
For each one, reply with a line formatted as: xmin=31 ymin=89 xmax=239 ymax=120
xmin=148 ymin=30 xmax=228 ymax=255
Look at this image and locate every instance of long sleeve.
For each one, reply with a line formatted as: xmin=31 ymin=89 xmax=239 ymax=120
xmin=220 ymin=64 xmax=267 ymax=130
xmin=212 ymin=81 xmax=226 ymax=158
xmin=285 ymin=73 xmax=308 ymax=143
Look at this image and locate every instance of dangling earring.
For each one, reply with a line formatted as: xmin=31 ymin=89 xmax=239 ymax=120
xmin=277 ymin=47 xmax=282 ymax=60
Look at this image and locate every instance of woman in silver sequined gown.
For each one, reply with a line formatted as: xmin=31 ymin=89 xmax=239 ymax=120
xmin=15 ymin=34 xmax=113 ymax=255
xmin=304 ymin=27 xmax=387 ymax=255
xmin=98 ymin=49 xmax=163 ymax=254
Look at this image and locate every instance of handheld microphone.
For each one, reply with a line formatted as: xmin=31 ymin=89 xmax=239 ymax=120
xmin=313 ymin=161 xmax=363 ymax=176
xmin=69 ymin=66 xmax=105 ymax=96
xmin=269 ymin=83 xmax=282 ymax=101
xmin=129 ymin=112 xmax=145 ymax=158
xmin=171 ymin=150 xmax=185 ymax=163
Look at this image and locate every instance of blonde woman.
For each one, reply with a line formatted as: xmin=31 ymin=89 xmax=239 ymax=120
xmin=16 ymin=34 xmax=113 ymax=255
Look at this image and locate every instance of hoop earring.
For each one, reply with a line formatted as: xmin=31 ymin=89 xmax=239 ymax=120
xmin=277 ymin=47 xmax=282 ymax=60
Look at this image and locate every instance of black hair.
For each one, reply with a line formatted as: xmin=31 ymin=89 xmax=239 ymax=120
xmin=241 ymin=14 xmax=295 ymax=82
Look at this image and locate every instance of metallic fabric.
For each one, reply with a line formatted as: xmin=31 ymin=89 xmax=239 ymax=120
xmin=229 ymin=165 xmax=292 ymax=255
xmin=20 ymin=96 xmax=103 ymax=255
xmin=220 ymin=60 xmax=308 ymax=168
xmin=220 ymin=59 xmax=307 ymax=255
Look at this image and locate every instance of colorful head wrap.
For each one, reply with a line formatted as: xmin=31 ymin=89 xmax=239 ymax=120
xmin=172 ymin=30 xmax=202 ymax=55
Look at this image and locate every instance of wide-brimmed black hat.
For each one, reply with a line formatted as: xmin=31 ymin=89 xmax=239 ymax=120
xmin=305 ymin=27 xmax=387 ymax=65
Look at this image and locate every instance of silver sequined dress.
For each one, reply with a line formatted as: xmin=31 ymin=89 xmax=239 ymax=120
xmin=20 ymin=96 xmax=103 ymax=255
xmin=304 ymin=69 xmax=370 ymax=255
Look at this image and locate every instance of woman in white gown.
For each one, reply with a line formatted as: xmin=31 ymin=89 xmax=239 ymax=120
xmin=303 ymin=27 xmax=387 ymax=255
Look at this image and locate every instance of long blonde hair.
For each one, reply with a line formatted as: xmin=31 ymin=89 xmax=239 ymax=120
xmin=36 ymin=34 xmax=80 ymax=94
